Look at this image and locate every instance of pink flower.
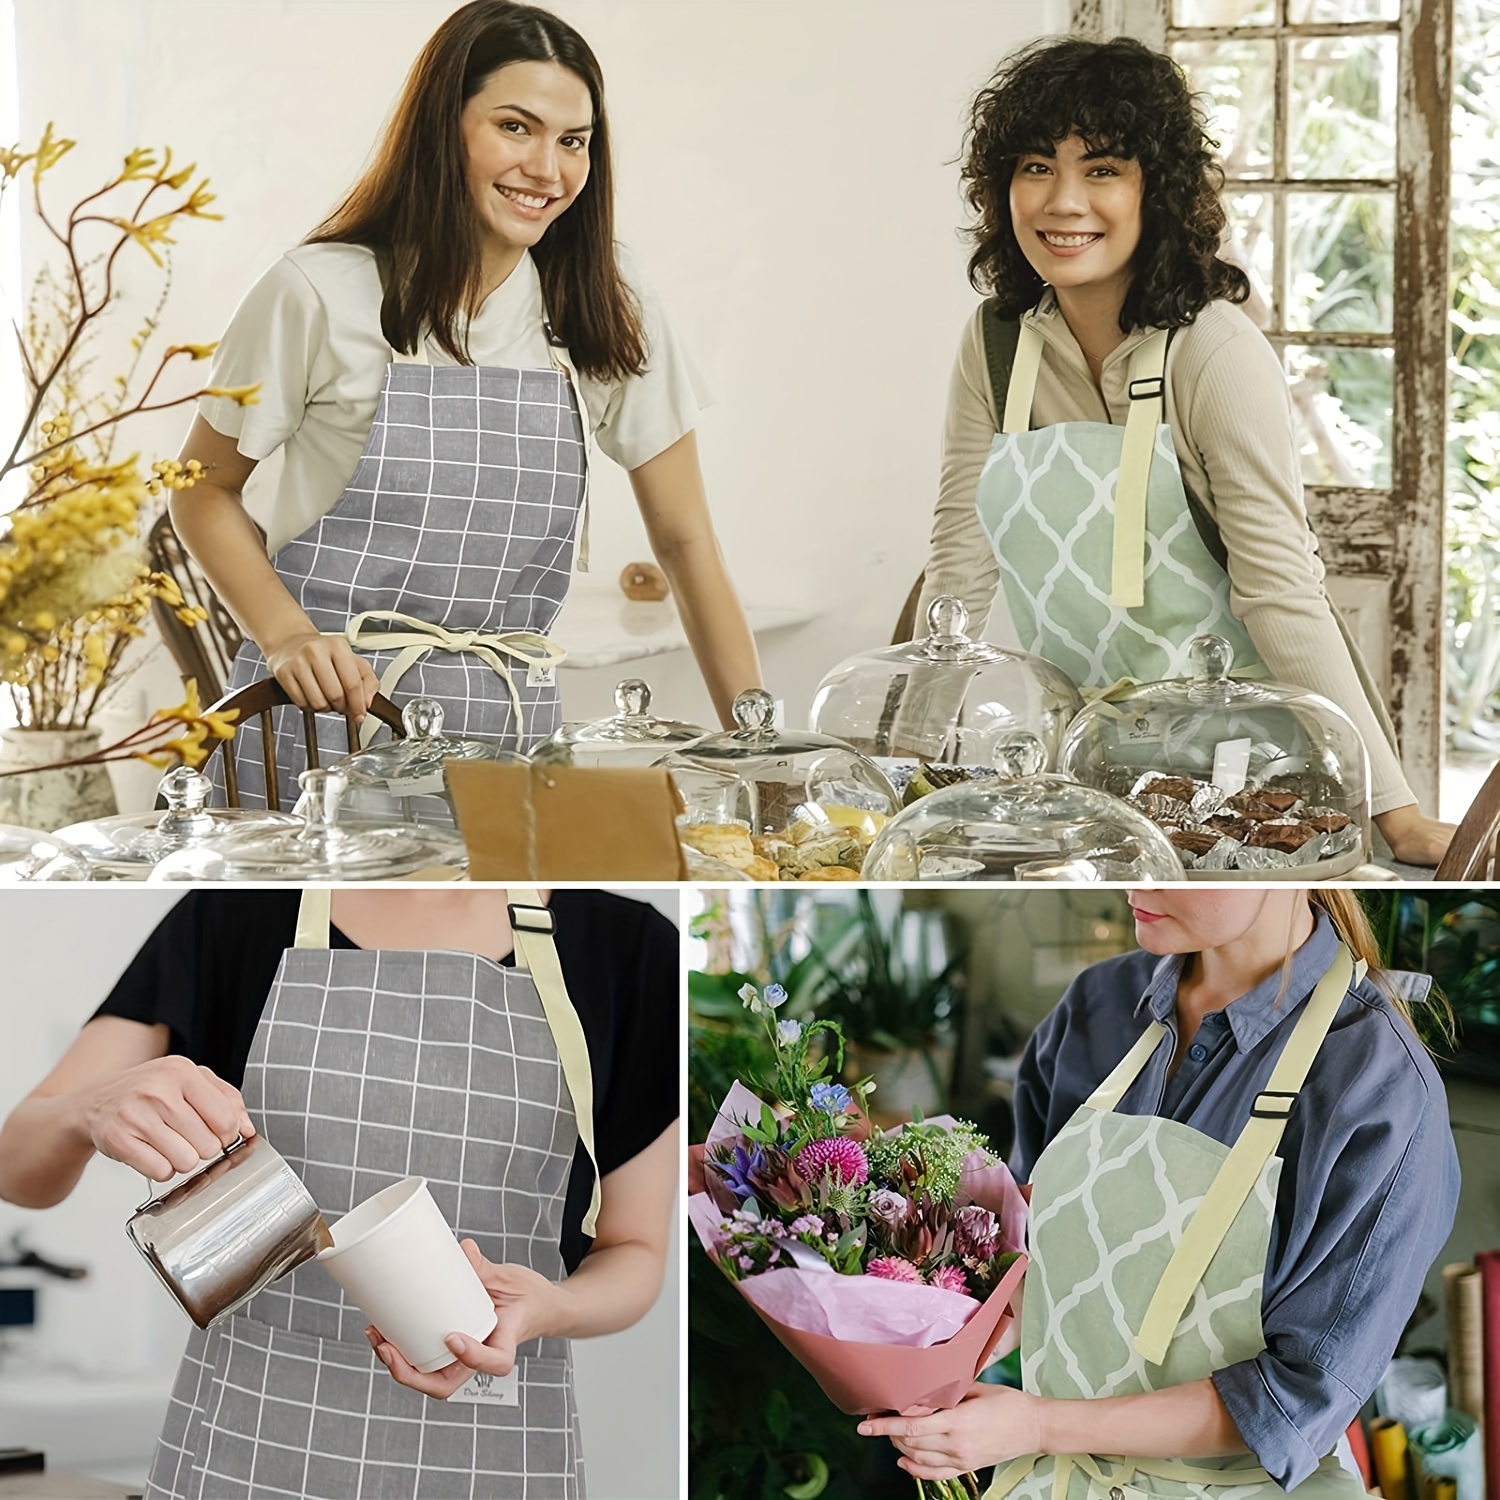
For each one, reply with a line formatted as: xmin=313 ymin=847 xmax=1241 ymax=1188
xmin=794 ymin=1136 xmax=868 ymax=1186
xmin=928 ymin=1264 xmax=969 ymax=1295
xmin=866 ymin=1256 xmax=924 ymax=1284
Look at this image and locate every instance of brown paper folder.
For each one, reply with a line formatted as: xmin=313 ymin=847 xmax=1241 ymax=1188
xmin=447 ymin=761 xmax=688 ymax=880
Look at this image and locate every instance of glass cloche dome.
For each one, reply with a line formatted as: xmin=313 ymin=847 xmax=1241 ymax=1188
xmin=860 ymin=734 xmax=1186 ymax=882
xmin=809 ymin=596 xmax=1082 ymax=769
xmin=531 ymin=679 xmax=709 ymax=768
xmin=1056 ymin=635 xmax=1370 ymax=877
xmin=148 ymin=768 xmax=467 ymax=882
xmin=54 ymin=767 xmax=299 ymax=878
xmin=658 ymin=688 xmax=899 ymax=882
xmin=328 ymin=697 xmax=527 ymax=827
xmin=0 ymin=824 xmax=91 ymax=882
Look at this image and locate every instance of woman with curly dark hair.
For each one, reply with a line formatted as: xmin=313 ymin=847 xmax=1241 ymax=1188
xmin=916 ymin=36 xmax=1450 ymax=866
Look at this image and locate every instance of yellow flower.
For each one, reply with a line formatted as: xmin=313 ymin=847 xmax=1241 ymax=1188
xmin=167 ymin=342 xmax=217 ymax=361
xmin=32 ymin=123 xmax=75 ymax=180
xmin=30 ymin=610 xmax=56 ymax=633
xmin=203 ymin=383 xmax=261 ymax=406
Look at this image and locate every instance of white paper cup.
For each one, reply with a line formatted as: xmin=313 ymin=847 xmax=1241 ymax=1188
xmin=317 ymin=1177 xmax=498 ymax=1373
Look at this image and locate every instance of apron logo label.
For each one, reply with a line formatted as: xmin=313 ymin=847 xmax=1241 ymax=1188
xmin=527 ymin=661 xmax=557 ymax=688
xmin=449 ymin=1368 xmax=520 ymax=1406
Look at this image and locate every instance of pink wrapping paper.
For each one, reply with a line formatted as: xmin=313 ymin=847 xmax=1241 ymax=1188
xmin=692 ymin=1079 xmax=1029 ymax=1415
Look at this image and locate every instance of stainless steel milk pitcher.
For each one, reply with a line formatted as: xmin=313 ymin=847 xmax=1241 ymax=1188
xmin=125 ymin=1134 xmax=329 ymax=1329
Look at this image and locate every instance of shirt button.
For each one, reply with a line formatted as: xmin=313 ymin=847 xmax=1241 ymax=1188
xmin=1189 ymin=1043 xmax=1207 ymax=1061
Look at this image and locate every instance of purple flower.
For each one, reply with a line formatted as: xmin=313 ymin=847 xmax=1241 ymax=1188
xmin=716 ymin=1142 xmax=766 ymax=1201
xmin=809 ymin=1081 xmax=852 ymax=1116
xmin=953 ymin=1205 xmax=1000 ymax=1261
xmin=794 ymin=1136 xmax=869 ymax=1186
xmin=788 ymin=1214 xmax=823 ymax=1236
xmin=869 ymin=1189 xmax=910 ymax=1227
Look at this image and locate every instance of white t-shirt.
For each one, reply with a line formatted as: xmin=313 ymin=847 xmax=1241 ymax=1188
xmin=199 ymin=242 xmax=709 ymax=552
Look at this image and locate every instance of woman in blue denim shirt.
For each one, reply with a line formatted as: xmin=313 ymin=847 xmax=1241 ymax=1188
xmin=861 ymin=889 xmax=1460 ymax=1498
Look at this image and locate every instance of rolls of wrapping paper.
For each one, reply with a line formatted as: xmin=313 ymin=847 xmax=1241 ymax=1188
xmin=1476 ymin=1250 xmax=1500 ymax=1500
xmin=1381 ymin=1357 xmax=1450 ymax=1434
xmin=1409 ymin=1411 xmax=1485 ymax=1500
xmin=1445 ymin=1262 xmax=1487 ymax=1429
xmin=1372 ymin=1415 xmax=1413 ymax=1500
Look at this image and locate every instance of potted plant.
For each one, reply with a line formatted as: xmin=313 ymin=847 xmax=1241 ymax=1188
xmin=0 ymin=127 xmax=256 ymax=828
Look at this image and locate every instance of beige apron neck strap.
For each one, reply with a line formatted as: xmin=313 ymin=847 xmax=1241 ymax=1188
xmin=294 ymin=887 xmax=332 ymax=949
xmin=390 ymin=336 xmax=430 ymax=367
xmin=1084 ymin=1019 xmax=1169 ymax=1114
xmin=1110 ymin=328 xmax=1168 ymax=609
xmin=507 ymin=886 xmax=601 ymax=1238
xmin=542 ymin=322 xmax=591 ymax=573
xmin=1002 ymin=320 xmax=1046 ymax=434
xmin=1132 ymin=942 xmax=1362 ymax=1363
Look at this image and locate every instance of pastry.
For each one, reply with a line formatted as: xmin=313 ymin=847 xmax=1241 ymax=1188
xmin=1168 ymin=828 xmax=1222 ymax=857
xmin=1247 ymin=822 xmax=1319 ymax=852
xmin=1139 ymin=776 xmax=1198 ymax=803
xmin=1305 ymin=811 xmax=1351 ymax=833
xmin=679 ymin=821 xmax=755 ymax=870
xmin=798 ymin=865 xmax=861 ymax=881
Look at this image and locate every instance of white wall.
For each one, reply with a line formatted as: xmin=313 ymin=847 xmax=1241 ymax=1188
xmin=0 ymin=886 xmax=683 ymax=1498
xmin=11 ymin=0 xmax=1067 ymax=808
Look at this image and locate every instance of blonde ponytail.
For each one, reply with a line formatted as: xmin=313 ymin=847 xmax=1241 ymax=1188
xmin=1309 ymin=890 xmax=1455 ymax=1049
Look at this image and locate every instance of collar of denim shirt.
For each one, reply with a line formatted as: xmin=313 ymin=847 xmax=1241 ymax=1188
xmin=1133 ymin=908 xmax=1342 ymax=1053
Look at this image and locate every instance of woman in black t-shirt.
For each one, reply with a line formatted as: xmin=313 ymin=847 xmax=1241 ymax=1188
xmin=0 ymin=887 xmax=678 ymax=1500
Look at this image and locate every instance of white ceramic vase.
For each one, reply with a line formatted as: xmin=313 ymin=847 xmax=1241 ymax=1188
xmin=0 ymin=725 xmax=118 ymax=831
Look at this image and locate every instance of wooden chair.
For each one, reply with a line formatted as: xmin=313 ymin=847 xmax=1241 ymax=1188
xmin=1434 ymin=757 xmax=1500 ymax=880
xmin=892 ymin=570 xmax=926 ymax=645
xmin=202 ymin=677 xmax=406 ymax=810
xmin=147 ymin=510 xmax=257 ymax=703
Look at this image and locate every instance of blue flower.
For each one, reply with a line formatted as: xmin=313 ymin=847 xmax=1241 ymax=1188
xmin=717 ymin=1142 xmax=766 ymax=1199
xmin=776 ymin=1019 xmax=803 ymax=1046
xmin=764 ymin=983 xmax=788 ymax=1008
xmin=809 ymin=1081 xmax=852 ymax=1116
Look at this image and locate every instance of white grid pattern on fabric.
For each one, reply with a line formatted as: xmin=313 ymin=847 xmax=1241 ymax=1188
xmin=146 ymin=948 xmax=583 ymax=1500
xmin=210 ymin=357 xmax=586 ymax=811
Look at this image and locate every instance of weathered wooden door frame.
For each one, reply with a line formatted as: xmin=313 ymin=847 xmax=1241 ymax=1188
xmin=1072 ymin=0 xmax=1453 ymax=810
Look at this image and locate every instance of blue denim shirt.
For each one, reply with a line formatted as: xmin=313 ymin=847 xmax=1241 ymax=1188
xmin=1009 ymin=912 xmax=1460 ymax=1491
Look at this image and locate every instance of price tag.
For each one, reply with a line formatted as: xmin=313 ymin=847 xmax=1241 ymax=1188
xmin=527 ymin=661 xmax=557 ymax=689
xmin=447 ymin=1368 xmax=519 ymax=1406
xmin=389 ymin=772 xmax=447 ymax=798
xmin=1211 ymin=737 xmax=1252 ymax=796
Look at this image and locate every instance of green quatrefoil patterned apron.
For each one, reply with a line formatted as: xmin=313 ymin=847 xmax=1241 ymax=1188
xmin=984 ymin=944 xmax=1368 ymax=1500
xmin=974 ymin=319 xmax=1263 ymax=691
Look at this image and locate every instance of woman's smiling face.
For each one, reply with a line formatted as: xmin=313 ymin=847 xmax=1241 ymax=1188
xmin=1010 ymin=132 xmax=1144 ymax=304
xmin=460 ymin=60 xmax=594 ymax=261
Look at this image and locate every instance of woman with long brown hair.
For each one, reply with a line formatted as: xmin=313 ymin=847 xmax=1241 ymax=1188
xmin=861 ymin=887 xmax=1459 ymax=1498
xmin=175 ymin=0 xmax=760 ymax=808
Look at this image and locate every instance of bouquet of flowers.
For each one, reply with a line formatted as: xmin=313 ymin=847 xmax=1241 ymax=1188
xmin=689 ymin=982 xmax=1028 ymax=1499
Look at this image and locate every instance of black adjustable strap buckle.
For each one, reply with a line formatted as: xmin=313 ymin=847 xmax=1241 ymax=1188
xmin=1128 ymin=376 xmax=1165 ymax=401
xmin=543 ymin=320 xmax=567 ymax=348
xmin=508 ymin=904 xmax=557 ymax=936
xmin=1250 ymin=1090 xmax=1297 ymax=1120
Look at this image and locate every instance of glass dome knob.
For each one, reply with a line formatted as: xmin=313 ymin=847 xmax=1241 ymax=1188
xmin=296 ymin=767 xmax=349 ymax=832
xmin=926 ymin=595 xmax=970 ymax=641
xmin=401 ymin=697 xmax=445 ymax=740
xmin=158 ymin=766 xmax=211 ymax=812
xmin=731 ymin=688 xmax=776 ymax=735
xmin=993 ymin=731 xmax=1047 ymax=780
xmin=615 ymin=679 xmax=652 ymax=718
xmin=1188 ymin=634 xmax=1234 ymax=683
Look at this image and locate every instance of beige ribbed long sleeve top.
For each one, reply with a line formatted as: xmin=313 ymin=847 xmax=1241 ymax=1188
xmin=917 ymin=293 xmax=1413 ymax=814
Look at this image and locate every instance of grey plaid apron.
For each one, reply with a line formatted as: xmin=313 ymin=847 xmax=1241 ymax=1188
xmin=145 ymin=889 xmax=601 ymax=1500
xmin=214 ymin=324 xmax=587 ymax=811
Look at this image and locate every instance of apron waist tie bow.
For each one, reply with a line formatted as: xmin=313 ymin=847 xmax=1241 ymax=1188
xmin=343 ymin=610 xmax=568 ymax=748
xmin=985 ymin=1450 xmax=1278 ymax=1500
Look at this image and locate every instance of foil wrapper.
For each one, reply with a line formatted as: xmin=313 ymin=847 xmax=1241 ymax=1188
xmin=1135 ymin=793 xmax=1192 ymax=825
xmin=1189 ymin=783 xmax=1228 ymax=819
xmin=1196 ymin=836 xmax=1244 ymax=871
xmin=1234 ymin=833 xmax=1331 ymax=871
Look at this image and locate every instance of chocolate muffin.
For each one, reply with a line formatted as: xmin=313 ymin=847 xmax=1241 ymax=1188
xmin=1247 ymin=822 xmax=1320 ymax=852
xmin=1139 ymin=776 xmax=1200 ymax=803
xmin=1169 ymin=829 xmax=1222 ymax=857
